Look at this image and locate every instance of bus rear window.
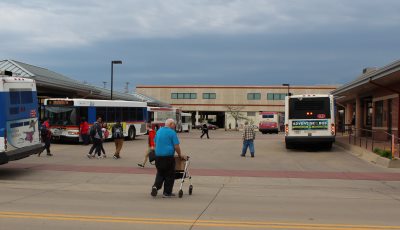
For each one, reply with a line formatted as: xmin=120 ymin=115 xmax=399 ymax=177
xmin=9 ymin=89 xmax=33 ymax=105
xmin=262 ymin=114 xmax=274 ymax=119
xmin=289 ymin=97 xmax=330 ymax=119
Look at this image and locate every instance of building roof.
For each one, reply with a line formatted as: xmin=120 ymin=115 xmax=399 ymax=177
xmin=0 ymin=59 xmax=169 ymax=106
xmin=332 ymin=59 xmax=400 ymax=96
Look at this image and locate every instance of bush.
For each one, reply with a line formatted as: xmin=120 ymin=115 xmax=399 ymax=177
xmin=373 ymin=148 xmax=392 ymax=159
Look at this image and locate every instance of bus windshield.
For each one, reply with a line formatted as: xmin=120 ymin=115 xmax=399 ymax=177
xmin=289 ymin=97 xmax=331 ymax=119
xmin=45 ymin=106 xmax=78 ymax=126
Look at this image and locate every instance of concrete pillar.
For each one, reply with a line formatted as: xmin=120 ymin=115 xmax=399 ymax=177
xmin=356 ymin=97 xmax=362 ymax=136
xmin=195 ymin=111 xmax=199 ymax=126
xmin=345 ymin=103 xmax=354 ymax=125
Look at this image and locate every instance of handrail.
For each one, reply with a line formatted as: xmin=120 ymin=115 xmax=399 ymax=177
xmin=345 ymin=127 xmax=399 ymax=158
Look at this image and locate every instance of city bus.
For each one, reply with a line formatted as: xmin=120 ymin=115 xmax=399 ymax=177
xmin=44 ymin=98 xmax=147 ymax=142
xmin=259 ymin=112 xmax=279 ymax=134
xmin=0 ymin=71 xmax=44 ymax=165
xmin=147 ymin=107 xmax=182 ymax=132
xmin=181 ymin=112 xmax=192 ymax=132
xmin=284 ymin=94 xmax=335 ymax=149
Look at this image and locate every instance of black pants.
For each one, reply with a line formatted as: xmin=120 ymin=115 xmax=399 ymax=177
xmin=82 ymin=134 xmax=90 ymax=145
xmin=153 ymin=156 xmax=176 ymax=195
xmin=89 ymin=138 xmax=102 ymax=155
xmin=44 ymin=138 xmax=51 ymax=154
xmin=200 ymin=130 xmax=209 ymax=139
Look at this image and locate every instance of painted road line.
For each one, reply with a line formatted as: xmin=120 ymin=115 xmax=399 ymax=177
xmin=0 ymin=211 xmax=399 ymax=229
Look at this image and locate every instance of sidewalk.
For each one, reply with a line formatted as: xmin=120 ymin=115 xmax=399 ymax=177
xmin=335 ymin=135 xmax=400 ymax=168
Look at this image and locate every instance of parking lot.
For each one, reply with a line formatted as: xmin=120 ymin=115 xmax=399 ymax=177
xmin=1 ymin=130 xmax=400 ymax=229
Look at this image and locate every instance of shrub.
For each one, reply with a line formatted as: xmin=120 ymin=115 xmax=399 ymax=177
xmin=373 ymin=148 xmax=392 ymax=159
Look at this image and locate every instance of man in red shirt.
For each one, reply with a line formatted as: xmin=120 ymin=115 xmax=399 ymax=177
xmin=39 ymin=117 xmax=52 ymax=156
xmin=79 ymin=117 xmax=90 ymax=145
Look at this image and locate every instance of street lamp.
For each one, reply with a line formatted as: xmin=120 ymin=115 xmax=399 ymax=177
xmin=282 ymin=83 xmax=290 ymax=96
xmin=111 ymin=60 xmax=122 ymax=100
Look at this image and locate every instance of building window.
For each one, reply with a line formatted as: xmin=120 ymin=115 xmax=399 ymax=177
xmin=247 ymin=93 xmax=261 ymax=100
xmin=203 ymin=93 xmax=216 ymax=99
xmin=375 ymin=101 xmax=383 ymax=127
xmin=267 ymin=93 xmax=287 ymax=100
xmin=171 ymin=93 xmax=197 ymax=99
xmin=247 ymin=112 xmax=256 ymax=116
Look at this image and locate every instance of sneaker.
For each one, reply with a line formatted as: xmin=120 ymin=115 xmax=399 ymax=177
xmin=162 ymin=193 xmax=176 ymax=198
xmin=138 ymin=163 xmax=144 ymax=168
xmin=47 ymin=153 xmax=53 ymax=156
xmin=113 ymin=155 xmax=119 ymax=159
xmin=151 ymin=186 xmax=157 ymax=197
xmin=87 ymin=153 xmax=93 ymax=159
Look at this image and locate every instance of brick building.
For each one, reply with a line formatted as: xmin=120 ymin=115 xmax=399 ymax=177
xmin=332 ymin=60 xmax=400 ymax=143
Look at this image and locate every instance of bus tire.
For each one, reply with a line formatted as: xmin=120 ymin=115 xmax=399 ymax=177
xmin=128 ymin=127 xmax=136 ymax=140
xmin=325 ymin=142 xmax=333 ymax=150
xmin=285 ymin=142 xmax=294 ymax=149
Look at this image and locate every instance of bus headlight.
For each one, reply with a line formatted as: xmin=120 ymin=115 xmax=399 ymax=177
xmin=285 ymin=124 xmax=289 ymax=135
xmin=68 ymin=131 xmax=79 ymax=136
xmin=331 ymin=124 xmax=335 ymax=135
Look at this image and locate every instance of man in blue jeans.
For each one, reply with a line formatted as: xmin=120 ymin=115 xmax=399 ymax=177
xmin=241 ymin=121 xmax=256 ymax=158
xmin=151 ymin=118 xmax=185 ymax=198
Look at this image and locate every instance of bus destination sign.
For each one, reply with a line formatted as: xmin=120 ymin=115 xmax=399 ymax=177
xmin=292 ymin=120 xmax=328 ymax=130
xmin=47 ymin=100 xmax=74 ymax=106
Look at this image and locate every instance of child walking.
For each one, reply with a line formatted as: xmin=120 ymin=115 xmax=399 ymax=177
xmin=138 ymin=124 xmax=158 ymax=168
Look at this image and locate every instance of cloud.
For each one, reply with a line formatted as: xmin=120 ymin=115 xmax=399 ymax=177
xmin=1 ymin=0 xmax=400 ymax=52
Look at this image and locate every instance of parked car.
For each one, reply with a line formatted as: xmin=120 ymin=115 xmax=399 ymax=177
xmin=195 ymin=123 xmax=218 ymax=130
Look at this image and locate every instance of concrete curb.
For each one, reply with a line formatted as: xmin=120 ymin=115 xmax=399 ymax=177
xmin=335 ymin=141 xmax=400 ymax=168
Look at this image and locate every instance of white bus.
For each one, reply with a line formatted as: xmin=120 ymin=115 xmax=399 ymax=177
xmin=285 ymin=94 xmax=335 ymax=149
xmin=0 ymin=71 xmax=43 ymax=165
xmin=44 ymin=98 xmax=147 ymax=141
xmin=181 ymin=112 xmax=192 ymax=132
xmin=147 ymin=107 xmax=182 ymax=132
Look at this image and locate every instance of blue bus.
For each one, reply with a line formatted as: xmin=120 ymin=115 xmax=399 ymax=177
xmin=0 ymin=71 xmax=44 ymax=165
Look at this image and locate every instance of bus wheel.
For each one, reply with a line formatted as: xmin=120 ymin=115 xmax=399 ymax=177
xmin=128 ymin=127 xmax=136 ymax=140
xmin=325 ymin=142 xmax=333 ymax=150
xmin=285 ymin=142 xmax=293 ymax=149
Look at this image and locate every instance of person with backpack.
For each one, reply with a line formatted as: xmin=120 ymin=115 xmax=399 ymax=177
xmin=112 ymin=121 xmax=124 ymax=159
xmin=39 ymin=117 xmax=52 ymax=157
xmin=87 ymin=117 xmax=103 ymax=158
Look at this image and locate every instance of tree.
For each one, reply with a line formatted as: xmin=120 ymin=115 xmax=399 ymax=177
xmin=225 ymin=105 xmax=248 ymax=130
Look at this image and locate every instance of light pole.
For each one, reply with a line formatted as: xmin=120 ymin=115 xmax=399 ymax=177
xmin=111 ymin=60 xmax=122 ymax=100
xmin=282 ymin=83 xmax=290 ymax=96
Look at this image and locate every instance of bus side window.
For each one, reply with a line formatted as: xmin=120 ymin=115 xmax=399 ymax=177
xmin=137 ymin=108 xmax=144 ymax=121
xmin=106 ymin=107 xmax=115 ymax=122
xmin=96 ymin=107 xmax=106 ymax=121
xmin=115 ymin=107 xmax=122 ymax=122
xmin=122 ymin=108 xmax=129 ymax=121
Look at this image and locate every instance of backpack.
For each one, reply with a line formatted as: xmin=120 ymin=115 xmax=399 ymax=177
xmin=89 ymin=125 xmax=96 ymax=137
xmin=114 ymin=126 xmax=123 ymax=138
xmin=40 ymin=124 xmax=48 ymax=137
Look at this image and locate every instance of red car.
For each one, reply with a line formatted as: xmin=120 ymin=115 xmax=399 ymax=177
xmin=195 ymin=123 xmax=218 ymax=130
xmin=259 ymin=121 xmax=279 ymax=134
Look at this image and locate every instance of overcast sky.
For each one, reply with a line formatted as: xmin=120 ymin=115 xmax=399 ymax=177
xmin=1 ymin=0 xmax=400 ymax=92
